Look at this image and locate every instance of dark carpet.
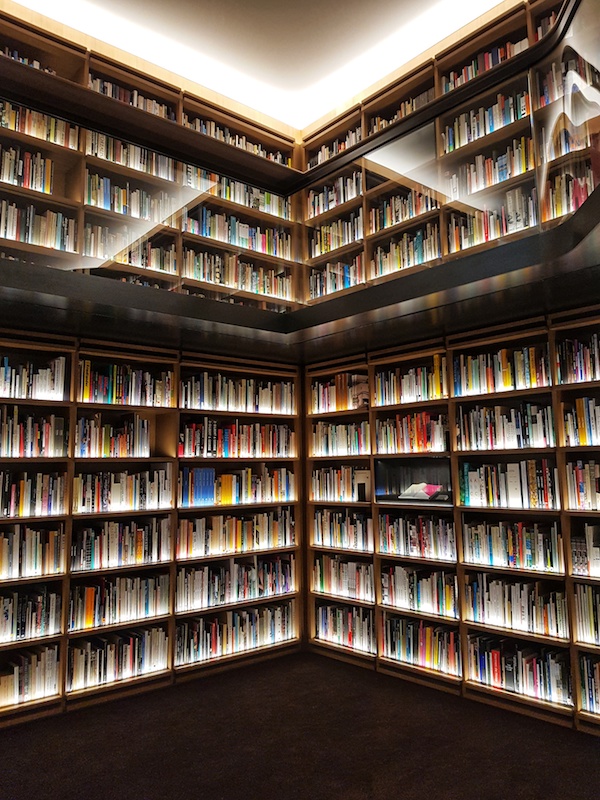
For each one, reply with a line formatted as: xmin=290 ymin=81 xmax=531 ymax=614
xmin=2 ymin=652 xmax=599 ymax=800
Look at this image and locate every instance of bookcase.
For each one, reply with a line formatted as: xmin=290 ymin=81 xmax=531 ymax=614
xmin=305 ymin=359 xmax=376 ymax=662
xmin=301 ymin=311 xmax=600 ymax=733
xmin=2 ymin=0 xmax=600 ymax=735
xmin=0 ymin=333 xmax=302 ymax=723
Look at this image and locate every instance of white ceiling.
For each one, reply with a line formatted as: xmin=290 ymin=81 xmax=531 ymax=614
xmin=15 ymin=0 xmax=513 ymax=128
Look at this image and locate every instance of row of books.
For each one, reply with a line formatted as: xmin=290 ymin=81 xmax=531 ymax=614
xmin=462 ymin=519 xmax=563 ymax=573
xmin=0 ymin=100 xmax=79 ymax=149
xmin=467 ymin=632 xmax=571 ymax=705
xmin=458 ymin=459 xmax=558 ymax=510
xmin=565 ymin=459 xmax=600 ymax=511
xmin=71 ymin=517 xmax=171 ymax=572
xmin=0 ymin=144 xmax=54 ymax=194
xmin=381 ymin=566 xmax=458 ymax=618
xmin=368 ymin=188 xmax=440 ymax=233
xmin=447 ymin=188 xmax=538 ymax=252
xmin=85 ymin=130 xmax=177 ymax=181
xmin=0 ymin=199 xmax=77 ymax=252
xmin=307 ymin=171 xmax=363 ymax=219
xmin=564 ymin=397 xmax=600 ymax=446
xmin=444 ymin=136 xmax=535 ymax=198
xmin=571 ymin=524 xmax=600 ymax=577
xmin=382 ymin=614 xmax=461 ymax=674
xmin=313 ymin=555 xmax=375 ymax=602
xmin=309 ymin=209 xmax=363 ymax=258
xmin=540 ymin=166 xmax=595 ymax=223
xmin=0 ymin=470 xmax=65 ymax=518
xmin=310 ymin=420 xmax=370 ymax=457
xmin=182 ymin=248 xmax=293 ymax=299
xmin=465 ymin=572 xmax=569 ymax=638
xmin=175 ymin=555 xmax=296 ymax=611
xmin=74 ymin=413 xmax=150 ymax=459
xmin=441 ymin=90 xmax=531 ymax=154
xmin=182 ymin=206 xmax=292 ymax=259
xmin=176 ymin=508 xmax=295 ymax=559
xmin=0 ymin=46 xmax=55 ymax=74
xmin=82 ymin=221 xmax=135 ymax=260
xmin=538 ymin=121 xmax=593 ymax=163
xmin=186 ymin=167 xmax=291 ymax=219
xmin=0 ymin=585 xmax=61 ymax=642
xmin=68 ymin=625 xmax=168 ymax=691
xmin=378 ymin=514 xmax=456 ymax=561
xmin=310 ymin=466 xmax=371 ymax=504
xmin=455 ymin=402 xmax=555 ymax=450
xmin=85 ymin=171 xmax=178 ymax=222
xmin=78 ymin=360 xmax=174 ymax=407
xmin=368 ymin=85 xmax=435 ymax=135
xmin=374 ymin=356 xmax=447 ymax=406
xmin=182 ymin=114 xmax=291 ymax=166
xmin=0 ymin=644 xmax=58 ymax=707
xmin=308 ymin=255 xmax=365 ymax=299
xmin=0 ymin=406 xmax=67 ymax=457
xmin=452 ymin=345 xmax=550 ymax=396
xmin=68 ymin=573 xmax=170 ymax=630
xmin=88 ymin=74 xmax=176 ymax=121
xmin=555 ymin=334 xmax=600 ymax=385
xmin=375 ymin=412 xmax=447 ymax=454
xmin=310 ymin=372 xmax=369 ymax=414
xmin=179 ymin=372 xmax=295 ymax=415
xmin=370 ymin=224 xmax=441 ymax=275
xmin=306 ymin=125 xmax=362 ymax=169
xmin=0 ymin=355 xmax=66 ymax=402
xmin=178 ymin=417 xmax=296 ymax=459
xmin=0 ymin=524 xmax=64 ymax=579
xmin=574 ymin=583 xmax=600 ymax=645
xmin=315 ymin=604 xmax=376 ymax=653
xmin=441 ymin=37 xmax=529 ymax=94
xmin=175 ymin=602 xmax=295 ymax=664
xmin=537 ymin=53 xmax=600 ymax=108
xmin=72 ymin=468 xmax=172 ymax=514
xmin=178 ymin=465 xmax=296 ymax=507
xmin=115 ymin=239 xmax=177 ymax=273
xmin=313 ymin=509 xmax=374 ymax=553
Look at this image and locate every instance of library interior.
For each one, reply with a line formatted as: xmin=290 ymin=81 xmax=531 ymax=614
xmin=2 ymin=0 xmax=600 ymax=775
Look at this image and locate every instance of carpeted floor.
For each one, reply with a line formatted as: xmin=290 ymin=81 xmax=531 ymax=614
xmin=2 ymin=651 xmax=599 ymax=800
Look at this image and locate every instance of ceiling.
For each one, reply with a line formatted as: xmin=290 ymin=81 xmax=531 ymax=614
xmin=14 ymin=0 xmax=514 ymax=127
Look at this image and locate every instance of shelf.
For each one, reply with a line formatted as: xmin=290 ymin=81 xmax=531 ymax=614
xmin=310 ymin=589 xmax=375 ymax=607
xmin=174 ymin=637 xmax=300 ymax=672
xmin=465 ymin=619 xmax=570 ymax=645
xmin=175 ymin=590 xmax=299 ymax=617
xmin=305 ymin=240 xmax=365 ymax=268
xmin=181 ymin=232 xmax=300 ymax=269
xmin=309 ymin=637 xmax=377 ymax=660
xmin=304 ymin=196 xmax=363 ymax=227
xmin=463 ymin=679 xmax=573 ymax=715
xmin=462 ymin=562 xmax=564 ymax=579
xmin=67 ymin=614 xmax=171 ymax=638
xmin=377 ymin=655 xmax=462 ymax=685
xmin=380 ymin=604 xmax=459 ymax=624
xmin=70 ymin=560 xmax=172 ymax=577
xmin=377 ymin=553 xmax=458 ymax=567
xmin=366 ymin=209 xmax=442 ymax=245
xmin=0 ymin=572 xmax=65 ymax=586
xmin=175 ymin=544 xmax=299 ymax=563
xmin=65 ymin=668 xmax=172 ymax=699
xmin=0 ymin=633 xmax=62 ymax=651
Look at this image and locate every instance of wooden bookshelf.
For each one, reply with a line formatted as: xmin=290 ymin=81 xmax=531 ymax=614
xmin=0 ymin=334 xmax=302 ymax=724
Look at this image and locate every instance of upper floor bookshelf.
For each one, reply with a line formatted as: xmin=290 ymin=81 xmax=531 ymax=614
xmin=0 ymin=0 xmax=597 ymax=314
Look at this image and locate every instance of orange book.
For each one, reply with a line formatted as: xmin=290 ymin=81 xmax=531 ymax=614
xmin=84 ymin=585 xmax=96 ymax=628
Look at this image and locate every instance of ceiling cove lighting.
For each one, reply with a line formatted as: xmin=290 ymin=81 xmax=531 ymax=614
xmin=15 ymin=0 xmax=514 ymax=128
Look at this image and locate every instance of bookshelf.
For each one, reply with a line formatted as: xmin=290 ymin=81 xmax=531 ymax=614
xmin=2 ymin=0 xmax=600 ymax=736
xmin=301 ymin=312 xmax=600 ymax=731
xmin=174 ymin=355 xmax=301 ymax=673
xmin=0 ymin=334 xmax=302 ymax=723
xmin=305 ymin=359 xmax=375 ymax=663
